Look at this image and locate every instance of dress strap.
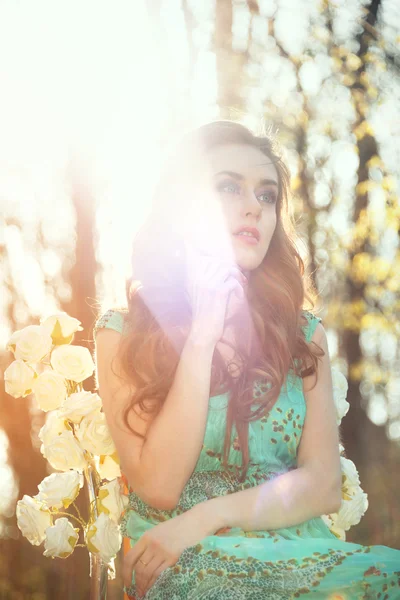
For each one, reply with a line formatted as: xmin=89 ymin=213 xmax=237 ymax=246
xmin=93 ymin=308 xmax=127 ymax=338
xmin=302 ymin=310 xmax=322 ymax=343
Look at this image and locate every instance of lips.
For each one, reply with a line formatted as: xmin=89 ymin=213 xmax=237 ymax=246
xmin=233 ymin=226 xmax=260 ymax=241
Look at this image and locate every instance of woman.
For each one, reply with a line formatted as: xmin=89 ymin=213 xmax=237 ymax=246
xmin=93 ymin=121 xmax=400 ymax=599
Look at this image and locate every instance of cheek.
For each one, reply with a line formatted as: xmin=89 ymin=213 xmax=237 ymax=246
xmin=177 ymin=185 xmax=240 ymax=257
xmin=260 ymin=211 xmax=277 ymax=236
xmin=194 ymin=191 xmax=230 ymax=234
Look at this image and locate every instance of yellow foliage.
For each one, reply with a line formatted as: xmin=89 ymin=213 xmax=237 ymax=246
xmin=343 ymin=314 xmax=361 ymax=333
xmin=385 ymin=257 xmax=400 ymax=291
xmin=369 ymin=232 xmax=379 ymax=246
xmin=342 ymin=73 xmax=356 ymax=86
xmin=370 ymin=367 xmax=384 ymax=384
xmin=345 ymin=219 xmax=370 ymax=253
xmin=386 ymin=204 xmax=400 ymax=228
xmin=340 ymin=300 xmax=368 ymax=333
xmin=353 ymin=120 xmax=374 ymax=140
xmin=364 ymin=121 xmax=374 ymax=136
xmin=359 ymin=71 xmax=370 ymax=87
xmin=366 ymin=155 xmax=382 ymax=168
xmin=371 ymin=257 xmax=391 ymax=282
xmin=352 ymin=89 xmax=365 ymax=103
xmin=361 ymin=314 xmax=387 ymax=332
xmin=387 ymin=275 xmax=400 ymax=292
xmin=350 ymin=253 xmax=370 ymax=284
xmin=346 ymin=53 xmax=362 ymax=71
xmin=366 ymin=285 xmax=383 ymax=301
xmin=298 ymin=110 xmax=309 ymax=126
xmin=350 ymin=254 xmax=391 ymax=284
xmin=351 ymin=298 xmax=368 ymax=316
xmin=375 ymin=61 xmax=387 ymax=72
xmin=356 ymin=180 xmax=375 ymax=195
xmin=349 ymin=362 xmax=363 ymax=381
xmin=338 ymin=46 xmax=349 ymax=58
xmin=291 ymin=175 xmax=301 ymax=192
xmin=357 ymin=101 xmax=368 ymax=117
xmin=350 ymin=351 xmax=389 ymax=385
xmin=382 ymin=176 xmax=396 ymax=191
xmin=363 ymin=51 xmax=377 ymax=63
xmin=367 ymin=86 xmax=378 ymax=99
xmin=331 ymin=56 xmax=342 ymax=72
xmin=330 ymin=249 xmax=347 ymax=270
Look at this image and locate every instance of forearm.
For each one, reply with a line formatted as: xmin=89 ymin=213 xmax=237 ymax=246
xmin=139 ymin=335 xmax=215 ymax=509
xmin=198 ymin=466 xmax=341 ymax=533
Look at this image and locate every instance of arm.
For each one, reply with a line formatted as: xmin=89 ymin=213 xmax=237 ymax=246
xmin=95 ymin=329 xmax=215 ymax=512
xmin=195 ymin=322 xmax=343 ymax=532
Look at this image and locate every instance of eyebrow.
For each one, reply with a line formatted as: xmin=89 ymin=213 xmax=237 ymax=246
xmin=214 ymin=170 xmax=278 ymax=187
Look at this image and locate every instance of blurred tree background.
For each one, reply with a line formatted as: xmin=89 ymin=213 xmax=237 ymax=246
xmin=0 ymin=0 xmax=399 ymax=598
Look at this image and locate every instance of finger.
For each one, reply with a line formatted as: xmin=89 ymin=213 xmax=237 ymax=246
xmin=142 ymin=560 xmax=170 ymax=597
xmin=223 ymin=268 xmax=248 ymax=286
xmin=123 ymin=547 xmax=144 ymax=588
xmin=137 ymin=556 xmax=160 ymax=596
xmin=221 ymin=278 xmax=245 ymax=299
xmin=205 ymin=267 xmax=247 ymax=293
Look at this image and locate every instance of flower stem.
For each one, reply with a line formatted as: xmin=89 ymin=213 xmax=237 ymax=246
xmin=71 ymin=501 xmax=85 ymax=523
xmin=52 ymin=510 xmax=86 ymax=529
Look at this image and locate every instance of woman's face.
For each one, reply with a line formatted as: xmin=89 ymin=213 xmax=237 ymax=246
xmin=182 ymin=142 xmax=279 ymax=277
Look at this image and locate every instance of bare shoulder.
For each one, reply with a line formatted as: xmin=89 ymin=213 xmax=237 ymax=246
xmin=310 ymin=321 xmax=326 ymax=345
xmin=94 ymin=326 xmax=155 ymax=432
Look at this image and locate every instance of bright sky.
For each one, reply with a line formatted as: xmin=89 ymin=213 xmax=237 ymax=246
xmin=0 ymin=0 xmax=222 ymax=318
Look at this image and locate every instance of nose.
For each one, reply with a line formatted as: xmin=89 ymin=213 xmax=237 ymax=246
xmin=242 ymin=188 xmax=263 ymax=217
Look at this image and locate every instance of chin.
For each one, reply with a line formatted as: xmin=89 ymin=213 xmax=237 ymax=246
xmin=234 ymin=256 xmax=263 ymax=272
xmin=233 ymin=239 xmax=268 ymax=268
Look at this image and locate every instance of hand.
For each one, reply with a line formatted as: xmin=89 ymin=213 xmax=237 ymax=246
xmin=123 ymin=504 xmax=213 ymax=598
xmin=184 ymin=242 xmax=248 ymax=347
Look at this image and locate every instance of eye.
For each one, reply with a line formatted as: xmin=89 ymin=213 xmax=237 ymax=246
xmin=258 ymin=190 xmax=277 ymax=204
xmin=216 ymin=180 xmax=240 ymax=195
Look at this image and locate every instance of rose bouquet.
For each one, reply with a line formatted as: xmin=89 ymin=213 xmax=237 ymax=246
xmin=5 ymin=312 xmax=128 ymax=599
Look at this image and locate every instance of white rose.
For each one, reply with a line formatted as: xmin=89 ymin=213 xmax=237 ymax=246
xmin=6 ymin=328 xmax=24 ymax=355
xmin=41 ymin=312 xmax=83 ymax=346
xmin=331 ymin=367 xmax=350 ymax=425
xmin=58 ymin=391 xmax=101 ymax=424
xmin=36 ymin=471 xmax=84 ymax=509
xmin=76 ymin=411 xmax=116 ymax=456
xmin=320 ymin=514 xmax=346 ymax=541
xmin=96 ymin=454 xmax=121 ymax=480
xmin=43 ymin=517 xmax=79 ymax=558
xmin=38 ymin=410 xmax=70 ymax=448
xmin=97 ymin=479 xmax=129 ymax=523
xmin=41 ymin=430 xmax=87 ymax=472
xmin=7 ymin=325 xmax=53 ymax=364
xmin=51 ymin=345 xmax=94 ymax=383
xmin=333 ymin=487 xmax=369 ymax=530
xmin=32 ymin=370 xmax=67 ymax=412
xmin=16 ymin=495 xmax=53 ymax=546
xmin=86 ymin=512 xmax=122 ymax=563
xmin=340 ymin=456 xmax=361 ymax=498
xmin=4 ymin=360 xmax=36 ymax=398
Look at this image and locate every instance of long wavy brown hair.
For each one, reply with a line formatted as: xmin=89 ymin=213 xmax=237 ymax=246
xmin=97 ymin=120 xmax=325 ymax=483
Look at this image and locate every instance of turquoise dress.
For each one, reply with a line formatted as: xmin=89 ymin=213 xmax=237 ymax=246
xmin=94 ymin=309 xmax=400 ymax=599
